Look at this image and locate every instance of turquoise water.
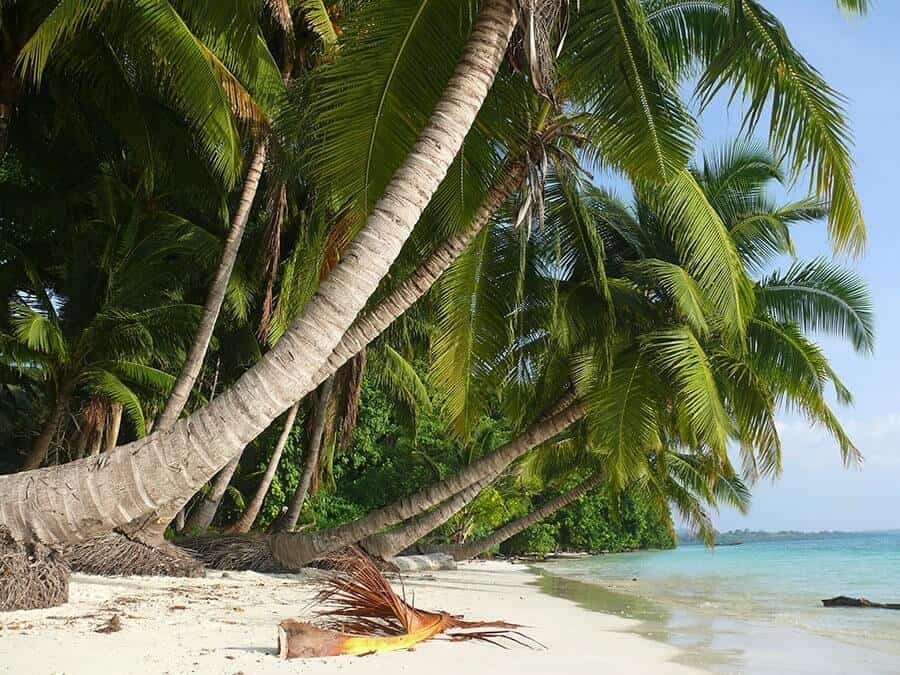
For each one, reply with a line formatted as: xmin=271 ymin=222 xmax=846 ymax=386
xmin=537 ymin=532 xmax=900 ymax=674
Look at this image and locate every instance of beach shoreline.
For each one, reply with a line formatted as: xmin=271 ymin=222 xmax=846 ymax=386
xmin=0 ymin=560 xmax=705 ymax=675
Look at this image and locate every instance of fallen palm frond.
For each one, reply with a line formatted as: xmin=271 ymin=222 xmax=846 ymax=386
xmin=278 ymin=547 xmax=539 ymax=658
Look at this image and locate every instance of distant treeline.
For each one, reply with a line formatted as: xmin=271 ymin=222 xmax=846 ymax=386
xmin=678 ymin=529 xmax=900 ymax=546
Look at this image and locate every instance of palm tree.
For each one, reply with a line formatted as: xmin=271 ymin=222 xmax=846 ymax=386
xmin=0 ymin=0 xmax=523 ymax=549
xmin=0 ymin=1 xmax=870 ymax=562
xmin=2 ymin=174 xmax=205 ymax=469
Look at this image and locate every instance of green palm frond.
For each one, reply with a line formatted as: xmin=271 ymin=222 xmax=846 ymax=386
xmin=82 ymin=368 xmax=147 ymax=437
xmin=757 ymin=259 xmax=874 ymax=353
xmin=644 ymin=328 xmax=733 ymax=457
xmin=568 ymin=0 xmax=697 ymax=180
xmin=696 ymin=0 xmax=865 ymax=254
xmin=9 ymin=303 xmax=67 ymax=361
xmin=627 ymin=259 xmax=710 ymax=336
xmin=642 ymin=168 xmax=754 ymax=335
xmin=299 ymin=0 xmax=338 ymax=49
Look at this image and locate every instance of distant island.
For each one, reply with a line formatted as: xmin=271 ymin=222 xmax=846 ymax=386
xmin=677 ymin=529 xmax=900 ymax=546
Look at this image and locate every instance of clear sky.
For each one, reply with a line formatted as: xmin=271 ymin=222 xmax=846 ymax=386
xmin=695 ymin=1 xmax=900 ymax=531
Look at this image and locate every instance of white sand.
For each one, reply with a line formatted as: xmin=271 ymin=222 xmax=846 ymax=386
xmin=0 ymin=561 xmax=706 ymax=675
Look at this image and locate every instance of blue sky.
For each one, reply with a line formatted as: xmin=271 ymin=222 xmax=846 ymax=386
xmin=691 ymin=1 xmax=900 ymax=531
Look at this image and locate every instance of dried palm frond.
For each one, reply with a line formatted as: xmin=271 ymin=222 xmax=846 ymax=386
xmin=277 ymin=547 xmax=539 ymax=658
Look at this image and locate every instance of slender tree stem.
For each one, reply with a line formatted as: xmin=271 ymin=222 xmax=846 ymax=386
xmin=155 ymin=141 xmax=269 ymax=431
xmin=279 ymin=376 xmax=335 ymax=532
xmin=227 ymin=401 xmax=300 ymax=534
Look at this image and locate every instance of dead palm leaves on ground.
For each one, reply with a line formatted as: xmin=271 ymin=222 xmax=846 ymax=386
xmin=277 ymin=547 xmax=539 ymax=658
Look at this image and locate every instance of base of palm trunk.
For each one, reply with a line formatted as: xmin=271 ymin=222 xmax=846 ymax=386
xmin=64 ymin=532 xmax=205 ymax=577
xmin=177 ymin=535 xmax=281 ymax=572
xmin=0 ymin=527 xmax=69 ymax=611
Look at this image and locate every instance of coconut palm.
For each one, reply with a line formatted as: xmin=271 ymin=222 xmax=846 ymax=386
xmin=1 ymin=174 xmax=206 ymax=469
xmin=353 ymin=141 xmax=871 ymax=564
xmin=0 ymin=1 xmax=870 ymax=563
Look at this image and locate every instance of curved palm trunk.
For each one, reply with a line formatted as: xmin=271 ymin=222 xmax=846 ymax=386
xmin=265 ymin=400 xmax=586 ymax=570
xmin=227 ymin=401 xmax=300 ymax=534
xmin=181 ymin=454 xmax=242 ymax=534
xmin=310 ymin=156 xmax=529 ymax=391
xmin=21 ymin=381 xmax=74 ymax=471
xmin=360 ymin=477 xmax=490 ymax=560
xmin=448 ymin=472 xmax=604 ymax=561
xmin=279 ymin=376 xmax=335 ymax=532
xmin=155 ymin=141 xmax=269 ymax=431
xmin=0 ymin=0 xmax=518 ymax=546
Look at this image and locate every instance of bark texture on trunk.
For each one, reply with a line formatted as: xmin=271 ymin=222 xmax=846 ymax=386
xmin=265 ymin=400 xmax=585 ymax=569
xmin=279 ymin=377 xmax=335 ymax=532
xmin=21 ymin=382 xmax=74 ymax=471
xmin=181 ymin=454 xmax=242 ymax=534
xmin=360 ymin=477 xmax=490 ymax=560
xmin=308 ymin=157 xmax=528 ymax=392
xmin=0 ymin=101 xmax=11 ymax=159
xmin=0 ymin=0 xmax=517 ymax=546
xmin=104 ymin=403 xmax=123 ymax=452
xmin=155 ymin=141 xmax=269 ymax=431
xmin=227 ymin=402 xmax=300 ymax=534
xmin=448 ymin=472 xmax=603 ymax=561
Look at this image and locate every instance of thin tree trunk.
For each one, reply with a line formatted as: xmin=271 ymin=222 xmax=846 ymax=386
xmin=265 ymin=400 xmax=585 ymax=569
xmin=279 ymin=376 xmax=335 ymax=532
xmin=104 ymin=403 xmax=123 ymax=452
xmin=21 ymin=381 xmax=74 ymax=470
xmin=155 ymin=141 xmax=269 ymax=431
xmin=360 ymin=477 xmax=491 ymax=560
xmin=181 ymin=455 xmax=242 ymax=534
xmin=227 ymin=402 xmax=300 ymax=534
xmin=74 ymin=430 xmax=89 ymax=460
xmin=89 ymin=426 xmax=104 ymax=457
xmin=0 ymin=0 xmax=518 ymax=546
xmin=448 ymin=473 xmax=604 ymax=561
xmin=0 ymin=101 xmax=11 ymax=158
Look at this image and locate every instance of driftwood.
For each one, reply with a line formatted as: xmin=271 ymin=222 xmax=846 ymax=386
xmin=822 ymin=596 xmax=900 ymax=610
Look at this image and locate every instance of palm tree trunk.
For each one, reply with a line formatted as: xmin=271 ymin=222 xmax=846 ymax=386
xmin=265 ymin=399 xmax=585 ymax=570
xmin=226 ymin=401 xmax=300 ymax=534
xmin=21 ymin=381 xmax=74 ymax=470
xmin=311 ymin=157 xmax=529 ymax=393
xmin=155 ymin=141 xmax=269 ymax=431
xmin=104 ymin=403 xmax=123 ymax=452
xmin=0 ymin=101 xmax=11 ymax=158
xmin=278 ymin=376 xmax=335 ymax=532
xmin=0 ymin=0 xmax=518 ymax=547
xmin=447 ymin=472 xmax=604 ymax=561
xmin=359 ymin=477 xmax=491 ymax=560
xmin=181 ymin=454 xmax=242 ymax=534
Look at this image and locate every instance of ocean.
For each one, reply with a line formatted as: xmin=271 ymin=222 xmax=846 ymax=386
xmin=535 ymin=532 xmax=900 ymax=674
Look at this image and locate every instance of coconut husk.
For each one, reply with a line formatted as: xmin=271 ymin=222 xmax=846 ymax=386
xmin=0 ymin=527 xmax=69 ymax=611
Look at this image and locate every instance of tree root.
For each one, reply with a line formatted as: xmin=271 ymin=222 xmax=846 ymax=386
xmin=177 ymin=535 xmax=281 ymax=572
xmin=0 ymin=527 xmax=69 ymax=611
xmin=64 ymin=532 xmax=205 ymax=577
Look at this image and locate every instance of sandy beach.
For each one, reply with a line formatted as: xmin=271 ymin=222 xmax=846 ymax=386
xmin=0 ymin=561 xmax=704 ymax=675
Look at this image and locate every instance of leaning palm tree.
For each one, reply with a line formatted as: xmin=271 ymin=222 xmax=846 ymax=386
xmin=0 ymin=0 xmax=526 ymax=551
xmin=356 ymin=141 xmax=872 ymax=564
